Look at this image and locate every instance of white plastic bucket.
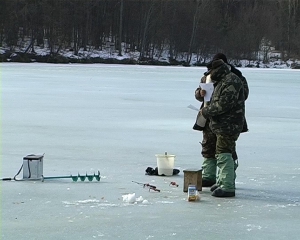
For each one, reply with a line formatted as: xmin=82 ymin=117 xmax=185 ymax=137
xmin=155 ymin=153 xmax=175 ymax=176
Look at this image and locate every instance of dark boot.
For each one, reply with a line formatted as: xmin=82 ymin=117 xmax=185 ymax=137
xmin=212 ymin=187 xmax=235 ymax=197
xmin=210 ymin=184 xmax=219 ymax=192
xmin=202 ymin=179 xmax=216 ymax=187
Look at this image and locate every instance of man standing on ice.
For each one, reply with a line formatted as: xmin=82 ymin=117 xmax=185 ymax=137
xmin=200 ymin=59 xmax=245 ymax=197
xmin=195 ymin=53 xmax=249 ymax=192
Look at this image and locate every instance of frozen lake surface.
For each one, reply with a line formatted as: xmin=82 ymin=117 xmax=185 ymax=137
xmin=1 ymin=63 xmax=300 ymax=239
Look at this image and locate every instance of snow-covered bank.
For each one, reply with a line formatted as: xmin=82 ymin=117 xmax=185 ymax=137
xmin=1 ymin=46 xmax=300 ymax=69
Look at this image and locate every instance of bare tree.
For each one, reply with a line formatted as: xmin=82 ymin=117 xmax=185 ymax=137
xmin=186 ymin=0 xmax=203 ymax=64
xmin=139 ymin=0 xmax=155 ymax=60
xmin=118 ymin=0 xmax=124 ymax=56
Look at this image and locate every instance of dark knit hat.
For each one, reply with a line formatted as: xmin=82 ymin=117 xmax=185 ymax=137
xmin=213 ymin=53 xmax=228 ymax=63
xmin=211 ymin=59 xmax=224 ymax=69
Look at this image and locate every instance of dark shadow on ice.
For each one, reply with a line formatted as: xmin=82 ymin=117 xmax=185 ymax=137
xmin=235 ymin=187 xmax=300 ymax=205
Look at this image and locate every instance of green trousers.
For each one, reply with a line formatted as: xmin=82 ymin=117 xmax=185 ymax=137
xmin=216 ymin=159 xmax=238 ymax=186
xmin=202 ymin=157 xmax=217 ymax=181
xmin=215 ymin=133 xmax=240 ymax=192
xmin=216 ymin=153 xmax=235 ymax=191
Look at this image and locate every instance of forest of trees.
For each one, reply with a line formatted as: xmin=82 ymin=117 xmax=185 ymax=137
xmin=0 ymin=0 xmax=300 ymax=65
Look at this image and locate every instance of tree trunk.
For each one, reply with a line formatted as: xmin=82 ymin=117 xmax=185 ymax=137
xmin=186 ymin=0 xmax=202 ymax=64
xmin=118 ymin=0 xmax=124 ymax=56
xmin=139 ymin=1 xmax=155 ymax=60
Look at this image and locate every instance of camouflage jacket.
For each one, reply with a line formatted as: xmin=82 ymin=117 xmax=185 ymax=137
xmin=230 ymin=67 xmax=248 ymax=99
xmin=201 ymin=63 xmax=245 ymax=135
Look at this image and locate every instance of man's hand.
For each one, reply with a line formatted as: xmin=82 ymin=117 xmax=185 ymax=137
xmin=195 ymin=88 xmax=206 ymax=99
xmin=200 ymin=89 xmax=206 ymax=97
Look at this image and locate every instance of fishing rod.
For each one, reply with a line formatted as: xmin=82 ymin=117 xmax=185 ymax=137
xmin=132 ymin=181 xmax=160 ymax=192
